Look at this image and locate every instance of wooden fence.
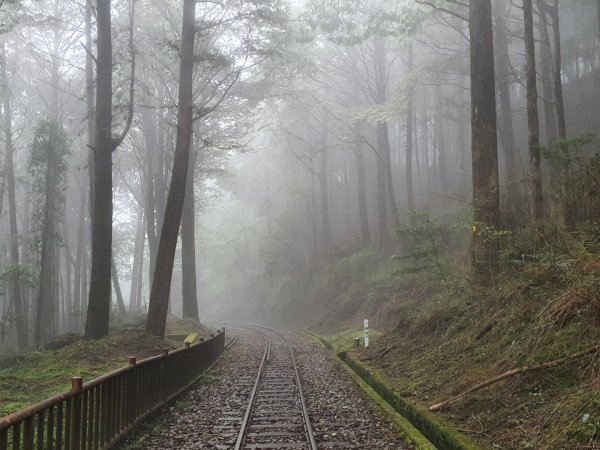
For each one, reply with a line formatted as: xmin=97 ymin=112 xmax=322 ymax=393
xmin=0 ymin=329 xmax=225 ymax=450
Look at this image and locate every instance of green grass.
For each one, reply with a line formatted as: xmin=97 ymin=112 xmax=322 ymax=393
xmin=319 ymin=326 xmax=384 ymax=351
xmin=0 ymin=329 xmax=173 ymax=417
xmin=338 ymin=351 xmax=480 ymax=450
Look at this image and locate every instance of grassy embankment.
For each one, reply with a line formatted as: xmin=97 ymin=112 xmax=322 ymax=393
xmin=285 ymin=221 xmax=600 ymax=449
xmin=0 ymin=319 xmax=211 ymax=417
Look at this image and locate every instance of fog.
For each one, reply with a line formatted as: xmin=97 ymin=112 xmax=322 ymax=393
xmin=0 ymin=0 xmax=598 ymax=347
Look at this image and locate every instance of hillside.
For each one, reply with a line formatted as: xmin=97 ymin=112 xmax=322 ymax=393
xmin=276 ymin=221 xmax=600 ymax=448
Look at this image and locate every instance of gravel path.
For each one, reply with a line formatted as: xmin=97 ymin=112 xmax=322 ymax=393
xmin=116 ymin=327 xmax=412 ymax=449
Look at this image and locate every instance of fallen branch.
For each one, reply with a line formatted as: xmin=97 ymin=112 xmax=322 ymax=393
xmin=361 ymin=345 xmax=397 ymax=362
xmin=429 ymin=343 xmax=600 ymax=412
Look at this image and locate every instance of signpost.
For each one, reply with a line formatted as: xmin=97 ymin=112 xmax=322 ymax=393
xmin=364 ymin=319 xmax=369 ymax=348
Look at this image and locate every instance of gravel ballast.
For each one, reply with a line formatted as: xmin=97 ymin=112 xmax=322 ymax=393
xmin=117 ymin=327 xmax=412 ymax=449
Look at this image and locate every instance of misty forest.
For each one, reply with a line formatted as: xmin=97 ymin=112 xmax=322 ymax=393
xmin=0 ymin=0 xmax=598 ymax=448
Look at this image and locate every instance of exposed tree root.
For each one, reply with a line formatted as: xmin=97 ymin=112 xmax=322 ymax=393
xmin=429 ymin=343 xmax=600 ymax=412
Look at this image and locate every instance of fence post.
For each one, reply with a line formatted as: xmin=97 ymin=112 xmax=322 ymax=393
xmin=127 ymin=357 xmax=136 ymax=424
xmin=70 ymin=377 xmax=83 ymax=450
xmin=23 ymin=415 xmax=34 ymax=450
xmin=161 ymin=349 xmax=169 ymax=401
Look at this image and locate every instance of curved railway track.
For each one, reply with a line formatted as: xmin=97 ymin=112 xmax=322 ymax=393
xmin=225 ymin=325 xmax=321 ymax=450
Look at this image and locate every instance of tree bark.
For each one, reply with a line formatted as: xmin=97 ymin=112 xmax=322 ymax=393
xmin=1 ymin=41 xmax=27 ymax=349
xmin=145 ymin=0 xmax=196 ymax=337
xmin=469 ymin=0 xmax=500 ymax=278
xmin=85 ymin=0 xmax=113 ymax=339
xmin=181 ymin=147 xmax=199 ymax=320
xmin=524 ymin=0 xmax=544 ymax=222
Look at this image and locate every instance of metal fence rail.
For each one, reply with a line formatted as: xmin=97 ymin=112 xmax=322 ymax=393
xmin=0 ymin=329 xmax=225 ymax=450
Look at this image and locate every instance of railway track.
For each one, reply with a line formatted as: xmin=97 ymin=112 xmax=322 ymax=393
xmin=117 ymin=325 xmax=408 ymax=449
xmin=227 ymin=325 xmax=323 ymax=450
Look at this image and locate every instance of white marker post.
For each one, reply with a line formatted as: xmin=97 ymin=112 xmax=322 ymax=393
xmin=364 ymin=319 xmax=369 ymax=348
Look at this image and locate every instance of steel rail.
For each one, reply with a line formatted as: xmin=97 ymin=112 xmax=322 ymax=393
xmin=233 ymin=327 xmax=269 ymax=450
xmin=225 ymin=334 xmax=239 ymax=349
xmin=280 ymin=330 xmax=318 ymax=450
xmin=226 ymin=324 xmax=317 ymax=450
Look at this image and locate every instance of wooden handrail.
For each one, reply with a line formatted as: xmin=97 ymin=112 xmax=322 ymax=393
xmin=0 ymin=329 xmax=225 ymax=450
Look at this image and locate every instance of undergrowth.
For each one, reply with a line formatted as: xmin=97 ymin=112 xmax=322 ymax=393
xmin=283 ymin=215 xmax=599 ymax=449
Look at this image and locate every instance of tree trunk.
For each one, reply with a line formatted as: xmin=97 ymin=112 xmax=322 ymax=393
xmin=129 ymin=206 xmax=144 ymax=314
xmin=319 ymin=138 xmax=336 ymax=255
xmin=493 ymin=5 xmax=519 ymax=216
xmin=524 ymin=0 xmax=544 ymax=222
xmin=62 ymin=205 xmax=73 ymax=331
xmin=181 ymin=147 xmax=199 ymax=320
xmin=373 ymin=37 xmax=400 ymax=240
xmin=309 ymin=157 xmax=319 ymax=260
xmin=537 ymin=3 xmax=558 ymax=148
xmin=376 ymin=148 xmax=390 ymax=249
xmin=422 ymin=107 xmax=431 ymax=206
xmin=597 ymin=0 xmax=600 ymax=45
xmin=85 ymin=0 xmax=113 ymax=339
xmin=353 ymin=130 xmax=372 ymax=248
xmin=145 ymin=0 xmax=196 ymax=338
xmin=81 ymin=240 xmax=88 ymax=314
xmin=1 ymin=41 xmax=27 ymax=349
xmin=406 ymin=41 xmax=415 ymax=211
xmin=380 ymin=123 xmax=401 ymax=234
xmin=142 ymin=109 xmax=158 ymax=286
xmin=469 ymin=0 xmax=500 ymax=278
xmin=434 ymin=86 xmax=449 ymax=195
xmin=111 ymin=255 xmax=126 ymax=318
xmin=135 ymin=216 xmax=145 ymax=312
xmin=35 ymin=133 xmax=60 ymax=344
xmin=73 ymin=189 xmax=85 ymax=332
xmin=549 ymin=0 xmax=573 ymax=228
xmin=55 ymin=241 xmax=61 ymax=334
xmin=85 ymin=0 xmax=95 ymax=215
